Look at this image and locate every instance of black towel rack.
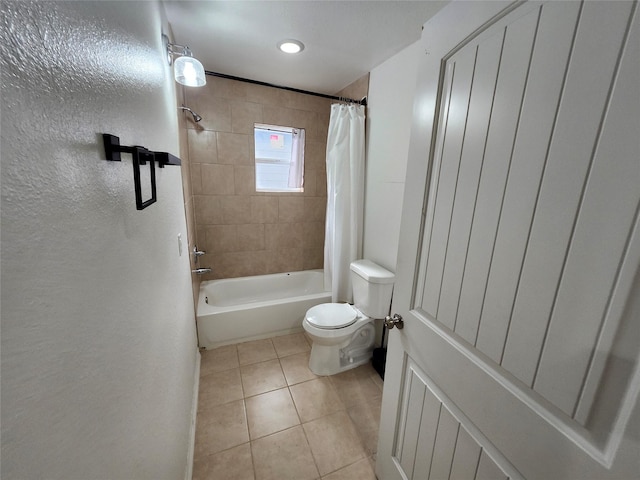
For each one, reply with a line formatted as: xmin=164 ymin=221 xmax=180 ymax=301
xmin=102 ymin=134 xmax=181 ymax=210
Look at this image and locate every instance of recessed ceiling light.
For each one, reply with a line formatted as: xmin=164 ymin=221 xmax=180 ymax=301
xmin=277 ymin=39 xmax=304 ymax=54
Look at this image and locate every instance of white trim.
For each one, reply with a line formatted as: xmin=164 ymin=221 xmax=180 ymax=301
xmin=184 ymin=348 xmax=201 ymax=480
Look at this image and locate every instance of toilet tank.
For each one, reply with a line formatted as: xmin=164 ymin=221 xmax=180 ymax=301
xmin=350 ymin=259 xmax=395 ymax=318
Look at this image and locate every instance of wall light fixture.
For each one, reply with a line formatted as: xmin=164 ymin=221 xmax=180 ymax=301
xmin=162 ymin=34 xmax=206 ymax=87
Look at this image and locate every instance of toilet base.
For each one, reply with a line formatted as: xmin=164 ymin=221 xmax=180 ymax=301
xmin=307 ymin=323 xmax=375 ymax=375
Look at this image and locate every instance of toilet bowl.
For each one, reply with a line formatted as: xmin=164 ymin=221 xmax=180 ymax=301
xmin=303 ymin=303 xmax=376 ymax=375
xmin=303 ymin=259 xmax=395 ymax=376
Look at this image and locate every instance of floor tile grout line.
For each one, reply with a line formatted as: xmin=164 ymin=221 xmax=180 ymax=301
xmin=251 ymin=424 xmax=320 ymax=480
xmin=196 ymin=333 xmax=382 ymax=479
xmin=319 ymin=455 xmax=373 ymax=479
xmin=299 ymin=417 xmax=324 ymax=479
xmin=302 ymin=410 xmax=369 ymax=478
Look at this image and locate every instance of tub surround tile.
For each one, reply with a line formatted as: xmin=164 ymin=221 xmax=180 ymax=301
xmin=262 ymin=105 xmax=296 ymax=129
xmin=195 ymin=399 xmax=249 ymax=457
xmin=278 ymin=197 xmax=305 ymax=223
xmin=217 ymin=132 xmax=250 ymax=165
xmin=280 ymin=352 xmax=319 ymax=386
xmin=320 ymin=457 xmax=377 ymax=480
xmin=316 ymin=112 xmax=330 ymax=141
xmin=284 ymin=91 xmax=330 ymax=114
xmin=265 ymin=247 xmax=303 ymax=274
xmin=220 ymin=195 xmax=253 ymax=224
xmin=245 ymin=387 xmax=300 ymax=440
xmin=246 ymin=83 xmax=290 ymax=107
xmin=201 ymin=163 xmax=235 ymax=195
xmin=192 ymin=96 xmax=232 ymax=133
xmin=184 ymin=76 xmax=328 ymax=280
xmin=231 ymin=99 xmax=263 ymax=134
xmin=200 ymin=344 xmax=239 ymax=375
xmin=234 ymin=165 xmax=256 ymax=196
xmin=250 ymin=196 xmax=278 ymax=224
xmin=190 ymin=163 xmax=203 ymax=195
xmin=204 ymin=224 xmax=238 ymax=253
xmin=240 ymin=359 xmax=286 ymax=397
xmin=187 ymin=76 xmax=245 ymax=102
xmin=316 ymin=173 xmax=327 ymax=198
xmin=198 ymin=367 xmax=244 ymax=410
xmin=304 ymin=197 xmax=326 ymax=223
xmin=236 ymin=223 xmax=265 ymax=251
xmin=193 ymin=443 xmax=255 ymax=480
xmin=251 ymin=426 xmax=319 ymax=480
xmin=304 ymin=141 xmax=326 ymax=171
xmin=303 ymin=222 xmax=326 ymax=249
xmin=188 ymin=129 xmax=218 ymax=164
xmin=265 ymin=223 xmax=304 ymax=250
xmin=302 ymin=411 xmax=366 ymax=477
xmin=272 ymin=333 xmax=311 ymax=358
xmin=238 ymin=339 xmax=277 ymax=365
xmin=289 ymin=378 xmax=344 ymax=423
xmin=195 ymin=195 xmax=223 ymax=225
xmin=215 ymin=251 xmax=267 ymax=279
xmin=302 ymin=247 xmax=324 ymax=271
xmin=302 ymin=169 xmax=317 ymax=197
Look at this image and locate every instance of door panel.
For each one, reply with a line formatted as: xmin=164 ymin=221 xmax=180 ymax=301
xmin=378 ymin=1 xmax=639 ymax=479
xmin=501 ymin=0 xmax=636 ymax=396
xmin=436 ymin=28 xmax=504 ymax=333
xmin=474 ymin=0 xmax=581 ymax=364
xmin=394 ymin=358 xmax=518 ymax=480
xmin=421 ymin=46 xmax=477 ymax=320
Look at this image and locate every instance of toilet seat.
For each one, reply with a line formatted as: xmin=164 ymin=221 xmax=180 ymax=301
xmin=305 ymin=303 xmax=357 ymax=329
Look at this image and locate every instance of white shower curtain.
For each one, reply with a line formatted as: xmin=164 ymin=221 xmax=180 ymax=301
xmin=324 ymin=103 xmax=366 ymax=303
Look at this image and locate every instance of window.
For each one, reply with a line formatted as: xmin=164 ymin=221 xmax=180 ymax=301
xmin=254 ymin=124 xmax=305 ymax=192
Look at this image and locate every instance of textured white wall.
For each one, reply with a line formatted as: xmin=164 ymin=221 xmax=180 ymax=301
xmin=0 ymin=2 xmax=198 ymax=479
xmin=363 ymin=41 xmax=423 ymax=273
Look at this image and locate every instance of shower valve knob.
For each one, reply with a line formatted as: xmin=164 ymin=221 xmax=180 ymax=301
xmin=192 ymin=246 xmax=206 ymax=264
xmin=384 ymin=314 xmax=404 ymax=329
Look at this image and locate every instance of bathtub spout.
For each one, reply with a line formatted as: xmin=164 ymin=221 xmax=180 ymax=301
xmin=192 ymin=267 xmax=212 ymax=275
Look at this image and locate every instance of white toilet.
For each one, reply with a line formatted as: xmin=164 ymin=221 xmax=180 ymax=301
xmin=303 ymin=259 xmax=395 ymax=375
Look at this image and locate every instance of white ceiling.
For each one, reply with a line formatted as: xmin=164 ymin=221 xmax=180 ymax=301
xmin=162 ymin=1 xmax=448 ymax=95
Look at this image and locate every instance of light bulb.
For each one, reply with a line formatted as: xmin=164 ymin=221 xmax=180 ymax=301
xmin=277 ymin=40 xmax=304 ymax=54
xmin=174 ymin=56 xmax=206 ymax=87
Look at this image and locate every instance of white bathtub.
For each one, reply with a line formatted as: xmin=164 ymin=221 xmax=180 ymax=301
xmin=196 ymin=269 xmax=331 ymax=349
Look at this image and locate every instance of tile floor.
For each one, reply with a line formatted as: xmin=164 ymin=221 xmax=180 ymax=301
xmin=193 ymin=333 xmax=383 ymax=480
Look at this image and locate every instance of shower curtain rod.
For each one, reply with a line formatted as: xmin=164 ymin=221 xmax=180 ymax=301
xmin=205 ymin=71 xmax=367 ymax=106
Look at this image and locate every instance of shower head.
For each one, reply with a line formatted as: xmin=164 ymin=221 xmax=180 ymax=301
xmin=179 ymin=105 xmax=202 ymax=123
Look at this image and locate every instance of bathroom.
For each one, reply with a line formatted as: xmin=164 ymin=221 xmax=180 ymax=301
xmin=3 ymin=1 xmax=639 ymax=480
xmin=1 ymin=1 xmax=420 ymax=478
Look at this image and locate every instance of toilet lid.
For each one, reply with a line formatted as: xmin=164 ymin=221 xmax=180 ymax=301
xmin=306 ymin=303 xmax=357 ymax=329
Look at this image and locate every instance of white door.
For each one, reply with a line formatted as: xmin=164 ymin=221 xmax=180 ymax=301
xmin=377 ymin=1 xmax=640 ymax=479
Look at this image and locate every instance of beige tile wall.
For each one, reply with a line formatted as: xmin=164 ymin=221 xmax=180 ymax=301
xmin=183 ymin=76 xmax=332 ymax=280
xmin=334 ymin=73 xmax=370 ymax=102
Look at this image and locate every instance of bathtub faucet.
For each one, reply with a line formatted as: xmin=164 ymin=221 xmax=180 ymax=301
xmin=192 ymin=267 xmax=212 ymax=275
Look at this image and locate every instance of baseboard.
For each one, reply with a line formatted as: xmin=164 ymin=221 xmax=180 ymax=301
xmin=184 ymin=347 xmax=201 ymax=480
